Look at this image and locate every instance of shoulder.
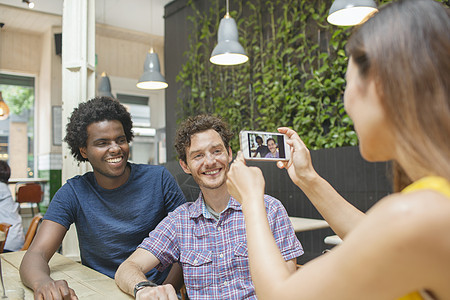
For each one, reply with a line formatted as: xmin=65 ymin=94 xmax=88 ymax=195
xmin=158 ymin=202 xmax=193 ymax=225
xmin=263 ymin=194 xmax=290 ymax=220
xmin=55 ymin=174 xmax=90 ymax=195
xmin=65 ymin=173 xmax=91 ymax=187
xmin=368 ymin=190 xmax=450 ymax=238
xmin=331 ymin=191 xmax=450 ymax=295
xmin=263 ymin=194 xmax=284 ymax=209
xmin=171 ymin=202 xmax=193 ymax=214
xmin=356 ymin=191 xmax=450 ymax=270
xmin=0 ymin=182 xmax=12 ymax=198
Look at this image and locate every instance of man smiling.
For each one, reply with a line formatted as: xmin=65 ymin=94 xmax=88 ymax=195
xmin=20 ymin=97 xmax=186 ymax=299
xmin=115 ymin=114 xmax=303 ymax=299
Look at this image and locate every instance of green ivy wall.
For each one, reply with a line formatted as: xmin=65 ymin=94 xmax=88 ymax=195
xmin=165 ymin=0 xmax=447 ymax=159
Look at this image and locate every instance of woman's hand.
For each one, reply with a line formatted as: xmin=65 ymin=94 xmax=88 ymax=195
xmin=227 ymin=151 xmax=265 ymax=207
xmin=276 ymin=127 xmax=318 ymax=187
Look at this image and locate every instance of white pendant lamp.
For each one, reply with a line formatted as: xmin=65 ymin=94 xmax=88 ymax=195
xmin=137 ymin=48 xmax=168 ymax=90
xmin=98 ymin=72 xmax=114 ymax=98
xmin=327 ymin=0 xmax=378 ymax=26
xmin=210 ymin=0 xmax=248 ymax=66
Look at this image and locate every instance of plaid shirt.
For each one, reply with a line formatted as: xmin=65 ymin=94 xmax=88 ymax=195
xmin=139 ymin=193 xmax=303 ymax=300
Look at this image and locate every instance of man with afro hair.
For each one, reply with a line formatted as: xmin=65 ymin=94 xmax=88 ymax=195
xmin=20 ymin=97 xmax=186 ymax=299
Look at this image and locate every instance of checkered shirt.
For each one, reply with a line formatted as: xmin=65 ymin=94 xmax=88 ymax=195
xmin=138 ymin=193 xmax=303 ymax=300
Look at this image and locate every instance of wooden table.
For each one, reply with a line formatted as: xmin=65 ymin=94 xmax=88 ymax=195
xmin=0 ymin=251 xmax=132 ymax=299
xmin=8 ymin=178 xmax=48 ymax=185
xmin=288 ymin=217 xmax=329 ymax=232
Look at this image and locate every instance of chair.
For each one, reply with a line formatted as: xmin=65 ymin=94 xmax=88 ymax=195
xmin=180 ymin=284 xmax=188 ymax=300
xmin=0 ymin=223 xmax=12 ymax=253
xmin=15 ymin=182 xmax=43 ymax=217
xmin=20 ymin=215 xmax=43 ymax=251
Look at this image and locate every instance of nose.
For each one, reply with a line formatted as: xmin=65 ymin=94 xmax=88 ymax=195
xmin=108 ymin=142 xmax=121 ymax=154
xmin=204 ymin=153 xmax=216 ymax=166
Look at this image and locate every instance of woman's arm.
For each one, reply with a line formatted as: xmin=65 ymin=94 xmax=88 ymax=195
xmin=227 ymin=159 xmax=449 ymax=299
xmin=276 ymin=127 xmax=364 ymax=237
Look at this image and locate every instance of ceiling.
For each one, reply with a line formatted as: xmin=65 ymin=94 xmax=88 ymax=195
xmin=0 ymin=0 xmax=172 ymax=37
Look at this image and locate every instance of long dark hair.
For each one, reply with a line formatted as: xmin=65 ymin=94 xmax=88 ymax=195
xmin=347 ymin=0 xmax=450 ymax=191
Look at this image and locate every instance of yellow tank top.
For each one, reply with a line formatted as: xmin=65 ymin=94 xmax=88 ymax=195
xmin=397 ymin=176 xmax=450 ymax=300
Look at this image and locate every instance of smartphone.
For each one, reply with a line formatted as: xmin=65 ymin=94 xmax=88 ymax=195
xmin=239 ymin=130 xmax=291 ymax=161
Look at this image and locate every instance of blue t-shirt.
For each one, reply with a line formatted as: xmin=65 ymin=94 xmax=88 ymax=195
xmin=44 ymin=163 xmax=186 ymax=283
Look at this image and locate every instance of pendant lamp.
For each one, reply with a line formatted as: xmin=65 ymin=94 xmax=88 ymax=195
xmin=327 ymin=0 xmax=378 ymax=26
xmin=137 ymin=48 xmax=168 ymax=90
xmin=0 ymin=92 xmax=10 ymax=121
xmin=98 ymin=72 xmax=114 ymax=98
xmin=210 ymin=0 xmax=248 ymax=66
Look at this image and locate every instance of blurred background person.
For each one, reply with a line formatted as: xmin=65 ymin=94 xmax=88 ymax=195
xmin=0 ymin=160 xmax=25 ymax=252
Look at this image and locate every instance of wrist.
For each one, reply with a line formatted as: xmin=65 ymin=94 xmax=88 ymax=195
xmin=296 ymin=170 xmax=320 ymax=188
xmin=241 ymin=194 xmax=265 ymax=213
xmin=134 ymin=280 xmax=157 ymax=298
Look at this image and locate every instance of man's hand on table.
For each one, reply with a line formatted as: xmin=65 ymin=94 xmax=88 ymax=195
xmin=135 ymin=284 xmax=178 ymax=300
xmin=34 ymin=279 xmax=78 ymax=300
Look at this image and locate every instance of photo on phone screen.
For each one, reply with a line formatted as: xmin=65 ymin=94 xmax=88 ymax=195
xmin=239 ymin=130 xmax=290 ymax=161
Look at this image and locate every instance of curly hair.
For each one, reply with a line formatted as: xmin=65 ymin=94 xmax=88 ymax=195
xmin=64 ymin=96 xmax=134 ymax=162
xmin=0 ymin=160 xmax=11 ymax=183
xmin=175 ymin=114 xmax=233 ymax=164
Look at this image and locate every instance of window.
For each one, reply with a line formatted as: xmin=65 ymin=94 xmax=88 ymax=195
xmin=0 ymin=74 xmax=35 ymax=178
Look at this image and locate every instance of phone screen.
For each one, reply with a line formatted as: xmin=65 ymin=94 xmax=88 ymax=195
xmin=245 ymin=132 xmax=287 ymax=159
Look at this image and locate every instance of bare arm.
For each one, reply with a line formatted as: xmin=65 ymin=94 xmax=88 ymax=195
xmin=227 ymin=156 xmax=450 ymax=299
xmin=19 ymin=220 xmax=78 ymax=299
xmin=277 ymin=127 xmax=364 ymax=237
xmin=115 ymin=248 xmax=177 ymax=300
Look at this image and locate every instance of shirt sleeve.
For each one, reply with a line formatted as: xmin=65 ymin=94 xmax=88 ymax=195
xmin=161 ymin=167 xmax=186 ymax=213
xmin=265 ymin=195 xmax=304 ymax=261
xmin=43 ymin=182 xmax=78 ymax=230
xmin=138 ymin=211 xmax=180 ymax=271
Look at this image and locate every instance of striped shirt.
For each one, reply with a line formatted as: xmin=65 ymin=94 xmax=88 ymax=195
xmin=139 ymin=193 xmax=303 ymax=299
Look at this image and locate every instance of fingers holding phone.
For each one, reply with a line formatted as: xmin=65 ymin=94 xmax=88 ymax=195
xmin=276 ymin=127 xmax=318 ymax=187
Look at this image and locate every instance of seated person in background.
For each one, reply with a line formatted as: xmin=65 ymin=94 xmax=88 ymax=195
xmin=226 ymin=0 xmax=450 ymax=299
xmin=115 ymin=114 xmax=303 ymax=299
xmin=0 ymin=160 xmax=25 ymax=252
xmin=264 ymin=138 xmax=279 ymax=158
xmin=20 ymin=97 xmax=186 ymax=299
xmin=253 ymin=135 xmax=269 ymax=157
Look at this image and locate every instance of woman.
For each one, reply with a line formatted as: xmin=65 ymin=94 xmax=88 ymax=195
xmin=264 ymin=138 xmax=279 ymax=158
xmin=0 ymin=160 xmax=25 ymax=252
xmin=226 ymin=0 xmax=450 ymax=299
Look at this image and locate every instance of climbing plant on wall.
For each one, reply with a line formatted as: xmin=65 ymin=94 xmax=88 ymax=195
xmin=176 ymin=0 xmax=396 ymax=151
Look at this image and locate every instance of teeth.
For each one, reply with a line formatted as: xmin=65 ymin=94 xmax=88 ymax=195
xmin=204 ymin=170 xmax=219 ymax=175
xmin=107 ymin=157 xmax=122 ymax=163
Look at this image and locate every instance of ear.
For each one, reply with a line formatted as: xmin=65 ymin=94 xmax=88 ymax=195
xmin=179 ymin=159 xmax=192 ymax=175
xmin=80 ymin=147 xmax=88 ymax=159
xmin=227 ymin=146 xmax=233 ymax=163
